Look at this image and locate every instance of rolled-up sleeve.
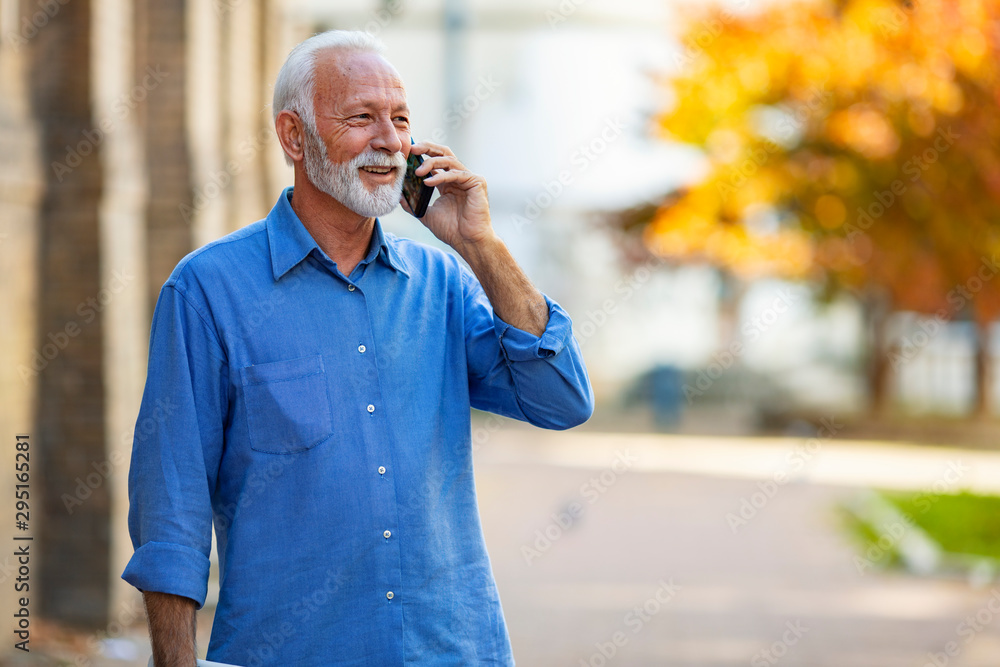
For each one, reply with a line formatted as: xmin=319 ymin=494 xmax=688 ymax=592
xmin=463 ymin=268 xmax=594 ymax=429
xmin=121 ymin=284 xmax=227 ymax=609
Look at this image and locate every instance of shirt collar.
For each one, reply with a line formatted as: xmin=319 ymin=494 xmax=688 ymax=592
xmin=267 ymin=187 xmax=411 ymax=281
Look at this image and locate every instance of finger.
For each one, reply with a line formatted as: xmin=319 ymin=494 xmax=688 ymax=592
xmin=410 ymin=141 xmax=456 ymax=159
xmin=423 ymin=168 xmax=482 ymax=190
xmin=416 ymin=155 xmax=465 ymax=177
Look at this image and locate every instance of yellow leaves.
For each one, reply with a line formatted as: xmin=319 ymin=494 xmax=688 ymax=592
xmin=737 ymin=60 xmax=771 ymax=94
xmin=645 ymin=203 xmax=714 ymax=257
xmin=929 ymin=79 xmax=966 ymax=115
xmin=843 ymin=0 xmax=903 ymax=32
xmin=926 ymin=51 xmax=956 ymax=82
xmin=800 ymin=55 xmax=833 ymax=88
xmin=645 ymin=181 xmax=813 ymax=280
xmin=838 ymin=29 xmax=879 ymax=87
xmin=815 ymin=194 xmax=848 ymax=229
xmin=703 ymin=75 xmax=742 ymax=115
xmin=726 ymin=167 xmax=787 ymax=213
xmin=827 ymin=105 xmax=900 ymax=160
xmin=705 ymin=127 xmax=745 ymax=164
xmin=906 ymin=105 xmax=937 ymax=137
xmin=953 ymin=28 xmax=989 ymax=75
xmin=830 ymin=158 xmax=860 ymax=192
xmin=815 ymin=236 xmax=864 ymax=275
xmin=898 ymin=63 xmax=930 ymax=100
xmin=636 ymin=0 xmax=1000 ymax=306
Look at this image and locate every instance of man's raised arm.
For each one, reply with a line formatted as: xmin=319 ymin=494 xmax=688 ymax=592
xmin=406 ymin=140 xmax=549 ymax=336
xmin=408 ymin=140 xmax=593 ymax=428
xmin=456 ymin=233 xmax=549 ymax=337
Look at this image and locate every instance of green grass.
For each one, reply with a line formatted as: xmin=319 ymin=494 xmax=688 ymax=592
xmin=881 ymin=490 xmax=1000 ymax=560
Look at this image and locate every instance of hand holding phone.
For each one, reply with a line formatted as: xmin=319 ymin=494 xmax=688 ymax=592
xmin=403 ymin=139 xmax=434 ymax=218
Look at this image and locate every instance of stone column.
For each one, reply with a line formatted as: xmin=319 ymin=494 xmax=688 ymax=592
xmin=186 ymin=0 xmax=227 ymax=247
xmin=93 ymin=0 xmax=150 ymax=621
xmin=0 ymin=0 xmax=44 ymax=639
xmin=135 ymin=0 xmax=193 ymax=306
xmin=223 ymin=0 xmax=267 ymax=233
xmin=27 ymin=0 xmax=110 ymax=628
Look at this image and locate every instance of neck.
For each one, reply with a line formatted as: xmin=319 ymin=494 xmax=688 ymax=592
xmin=290 ymin=171 xmax=375 ymax=277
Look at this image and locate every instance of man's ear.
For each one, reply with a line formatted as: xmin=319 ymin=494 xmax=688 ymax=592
xmin=275 ymin=110 xmax=305 ymax=163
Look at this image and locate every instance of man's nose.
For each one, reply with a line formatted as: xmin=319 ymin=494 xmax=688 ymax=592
xmin=370 ymin=116 xmax=403 ymax=154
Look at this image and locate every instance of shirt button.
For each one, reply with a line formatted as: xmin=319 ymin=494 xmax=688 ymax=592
xmin=383 ymin=530 xmax=391 ymax=539
xmin=378 ymin=466 xmax=386 ymax=475
xmin=358 ymin=344 xmax=366 ymax=353
xmin=367 ymin=404 xmax=375 ymax=413
xmin=386 ymin=591 xmax=394 ymax=600
xmin=348 ymin=284 xmax=356 ymax=292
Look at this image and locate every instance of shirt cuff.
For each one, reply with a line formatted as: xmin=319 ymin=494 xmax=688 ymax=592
xmin=121 ymin=541 xmax=211 ymax=609
xmin=494 ymin=295 xmax=571 ymax=362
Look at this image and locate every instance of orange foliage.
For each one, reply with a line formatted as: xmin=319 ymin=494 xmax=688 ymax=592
xmin=643 ymin=0 xmax=1000 ymax=322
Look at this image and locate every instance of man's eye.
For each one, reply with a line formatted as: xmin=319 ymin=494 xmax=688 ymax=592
xmin=354 ymin=114 xmax=371 ymax=120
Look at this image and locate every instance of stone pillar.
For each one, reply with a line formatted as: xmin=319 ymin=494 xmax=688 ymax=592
xmin=187 ymin=0 xmax=227 ymax=247
xmin=135 ymin=0 xmax=193 ymax=305
xmin=0 ymin=0 xmax=44 ymax=644
xmin=27 ymin=0 xmax=110 ymax=628
xmin=223 ymin=0 xmax=267 ymax=232
xmin=93 ymin=0 xmax=150 ymax=620
xmin=262 ymin=0 xmax=294 ymax=196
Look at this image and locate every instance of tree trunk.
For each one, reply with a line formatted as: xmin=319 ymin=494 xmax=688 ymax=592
xmin=28 ymin=0 xmax=110 ymax=628
xmin=717 ymin=269 xmax=745 ymax=352
xmin=864 ymin=290 xmax=893 ymax=418
xmin=972 ymin=319 xmax=992 ymax=419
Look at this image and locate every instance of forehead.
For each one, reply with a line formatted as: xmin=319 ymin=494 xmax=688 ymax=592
xmin=312 ymin=50 xmax=407 ymax=113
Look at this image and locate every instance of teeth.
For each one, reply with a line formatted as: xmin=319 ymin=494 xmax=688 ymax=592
xmin=362 ymin=167 xmax=392 ymax=174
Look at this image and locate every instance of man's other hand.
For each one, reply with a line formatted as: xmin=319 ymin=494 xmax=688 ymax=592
xmin=143 ymin=591 xmax=197 ymax=667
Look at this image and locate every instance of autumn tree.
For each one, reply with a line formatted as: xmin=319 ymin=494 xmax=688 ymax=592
xmin=624 ymin=0 xmax=1000 ymax=415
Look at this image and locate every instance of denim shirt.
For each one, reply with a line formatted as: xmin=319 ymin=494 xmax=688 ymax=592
xmin=123 ymin=187 xmax=593 ymax=666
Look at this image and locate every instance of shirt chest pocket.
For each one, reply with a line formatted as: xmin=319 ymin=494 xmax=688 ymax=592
xmin=240 ymin=355 xmax=334 ymax=454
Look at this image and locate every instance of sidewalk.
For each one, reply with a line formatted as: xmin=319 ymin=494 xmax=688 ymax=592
xmin=474 ymin=427 xmax=1000 ymax=666
xmin=476 ymin=427 xmax=1000 ymax=493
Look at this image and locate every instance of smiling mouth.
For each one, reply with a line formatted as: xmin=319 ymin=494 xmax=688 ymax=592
xmin=360 ymin=166 xmax=396 ymax=175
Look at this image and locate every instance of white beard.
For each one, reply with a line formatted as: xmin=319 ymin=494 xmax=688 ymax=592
xmin=303 ymin=127 xmax=405 ymax=217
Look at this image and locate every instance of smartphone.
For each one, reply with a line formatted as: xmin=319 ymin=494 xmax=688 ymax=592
xmin=403 ymin=140 xmax=434 ymax=218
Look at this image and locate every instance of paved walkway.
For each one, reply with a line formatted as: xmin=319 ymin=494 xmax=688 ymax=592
xmin=474 ymin=425 xmax=1000 ymax=666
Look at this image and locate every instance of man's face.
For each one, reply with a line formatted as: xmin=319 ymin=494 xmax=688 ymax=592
xmin=304 ymin=50 xmax=411 ymax=217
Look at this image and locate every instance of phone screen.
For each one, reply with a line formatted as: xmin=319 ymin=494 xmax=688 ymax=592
xmin=403 ymin=147 xmax=433 ymax=218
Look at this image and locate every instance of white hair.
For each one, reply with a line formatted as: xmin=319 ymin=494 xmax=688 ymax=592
xmin=272 ymin=30 xmax=386 ymax=166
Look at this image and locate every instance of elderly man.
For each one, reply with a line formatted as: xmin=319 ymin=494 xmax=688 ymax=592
xmin=123 ymin=30 xmax=593 ymax=666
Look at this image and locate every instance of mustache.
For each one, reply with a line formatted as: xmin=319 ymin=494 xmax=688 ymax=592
xmin=349 ymin=150 xmax=406 ymax=170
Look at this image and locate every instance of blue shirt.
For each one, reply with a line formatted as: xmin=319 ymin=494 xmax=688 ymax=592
xmin=122 ymin=187 xmax=593 ymax=666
